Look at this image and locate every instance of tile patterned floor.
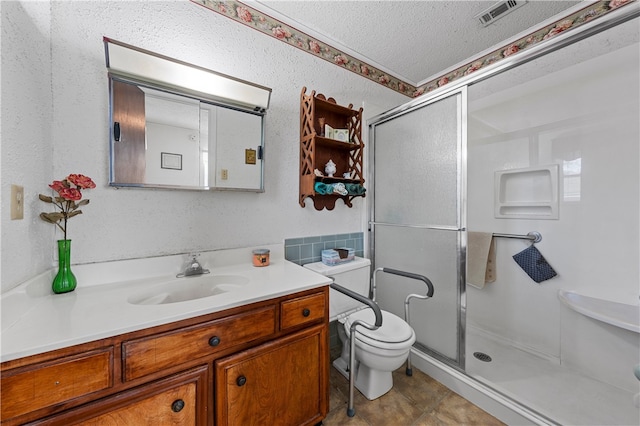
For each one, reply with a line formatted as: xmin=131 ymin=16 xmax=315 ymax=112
xmin=323 ymin=356 xmax=506 ymax=426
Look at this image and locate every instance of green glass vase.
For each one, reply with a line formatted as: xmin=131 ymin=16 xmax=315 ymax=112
xmin=52 ymin=239 xmax=77 ymax=294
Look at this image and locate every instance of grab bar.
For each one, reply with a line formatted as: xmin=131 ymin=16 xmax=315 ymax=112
xmin=378 ymin=268 xmax=434 ymax=298
xmin=373 ymin=267 xmax=435 ymax=376
xmin=330 ymin=281 xmax=382 ymax=417
xmin=493 ymin=231 xmax=542 ymax=243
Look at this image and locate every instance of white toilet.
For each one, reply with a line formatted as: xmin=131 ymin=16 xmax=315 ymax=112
xmin=304 ymin=257 xmax=416 ymax=400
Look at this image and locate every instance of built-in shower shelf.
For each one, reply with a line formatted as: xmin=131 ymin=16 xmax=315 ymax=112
xmin=494 ymin=165 xmax=559 ymax=219
xmin=558 ymin=290 xmax=640 ymax=334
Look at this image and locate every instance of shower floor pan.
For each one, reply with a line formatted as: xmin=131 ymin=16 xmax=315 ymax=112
xmin=466 ymin=326 xmax=638 ymax=425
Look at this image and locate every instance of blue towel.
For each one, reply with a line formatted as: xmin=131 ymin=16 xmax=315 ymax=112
xmin=314 ymin=182 xmax=330 ymax=194
xmin=512 ymin=245 xmax=557 ymax=283
xmin=345 ymin=184 xmax=366 ymax=195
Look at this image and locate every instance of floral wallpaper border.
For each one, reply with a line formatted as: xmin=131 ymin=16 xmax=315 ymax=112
xmin=192 ymin=0 xmax=635 ymax=98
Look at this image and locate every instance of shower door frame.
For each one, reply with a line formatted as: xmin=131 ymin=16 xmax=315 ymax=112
xmin=368 ymin=87 xmax=468 ymax=370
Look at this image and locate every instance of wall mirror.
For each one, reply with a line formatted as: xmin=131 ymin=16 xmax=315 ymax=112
xmin=104 ymin=37 xmax=271 ymax=191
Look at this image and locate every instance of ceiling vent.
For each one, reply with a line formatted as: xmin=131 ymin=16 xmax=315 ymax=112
xmin=476 ymin=0 xmax=527 ymax=27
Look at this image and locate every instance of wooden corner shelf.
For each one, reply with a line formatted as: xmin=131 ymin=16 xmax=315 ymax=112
xmin=299 ymin=87 xmax=365 ymax=210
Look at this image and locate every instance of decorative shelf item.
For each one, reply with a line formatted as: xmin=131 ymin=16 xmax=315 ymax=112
xmin=325 ymin=159 xmax=337 ymax=177
xmin=299 ymin=87 xmax=365 ymax=210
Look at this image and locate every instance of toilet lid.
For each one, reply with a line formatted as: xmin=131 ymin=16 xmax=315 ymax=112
xmin=344 ymin=309 xmax=414 ymax=345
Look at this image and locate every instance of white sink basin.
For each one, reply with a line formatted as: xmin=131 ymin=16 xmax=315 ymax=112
xmin=128 ymin=274 xmax=249 ymax=305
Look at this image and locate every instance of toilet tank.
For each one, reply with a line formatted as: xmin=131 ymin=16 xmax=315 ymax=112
xmin=303 ymin=257 xmax=371 ymax=320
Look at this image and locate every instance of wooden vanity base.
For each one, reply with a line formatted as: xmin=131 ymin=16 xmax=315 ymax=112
xmin=0 ymin=287 xmax=329 ymax=426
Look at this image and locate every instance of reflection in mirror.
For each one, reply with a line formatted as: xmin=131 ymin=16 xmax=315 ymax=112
xmin=143 ymin=86 xmax=204 ymax=187
xmin=105 ymin=38 xmax=270 ymax=191
xmin=203 ymin=104 xmax=263 ymax=189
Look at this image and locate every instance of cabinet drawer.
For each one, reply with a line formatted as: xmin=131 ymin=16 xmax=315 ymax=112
xmin=123 ymin=306 xmax=276 ymax=381
xmin=39 ymin=366 xmax=208 ymax=426
xmin=280 ymin=291 xmax=326 ymax=331
xmin=77 ymin=381 xmax=197 ymax=426
xmin=0 ymin=348 xmax=113 ymax=421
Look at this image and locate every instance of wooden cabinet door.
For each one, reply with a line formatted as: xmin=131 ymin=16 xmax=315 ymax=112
xmin=34 ymin=366 xmax=208 ymax=426
xmin=215 ymin=325 xmax=328 ymax=426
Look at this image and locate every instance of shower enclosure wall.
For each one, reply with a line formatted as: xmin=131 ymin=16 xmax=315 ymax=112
xmin=368 ymin=8 xmax=639 ymax=425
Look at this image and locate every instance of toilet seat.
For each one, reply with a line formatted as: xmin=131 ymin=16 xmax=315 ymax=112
xmin=344 ymin=308 xmax=415 ymax=349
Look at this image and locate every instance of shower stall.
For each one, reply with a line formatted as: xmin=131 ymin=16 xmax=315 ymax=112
xmin=368 ymin=8 xmax=639 ymax=425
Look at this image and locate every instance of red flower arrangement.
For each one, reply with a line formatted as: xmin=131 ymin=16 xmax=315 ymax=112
xmin=39 ymin=174 xmax=96 ymax=240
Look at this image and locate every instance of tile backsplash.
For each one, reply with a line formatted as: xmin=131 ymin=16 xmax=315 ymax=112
xmin=284 ymin=232 xmax=364 ymax=265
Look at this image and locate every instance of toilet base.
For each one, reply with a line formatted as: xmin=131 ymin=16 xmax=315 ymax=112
xmin=354 ymin=364 xmax=393 ymax=400
xmin=332 ymin=356 xmax=393 ymax=401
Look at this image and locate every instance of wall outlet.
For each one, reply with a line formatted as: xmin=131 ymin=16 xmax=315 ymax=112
xmin=221 ymin=169 xmax=228 ymax=180
xmin=11 ymin=184 xmax=24 ymax=220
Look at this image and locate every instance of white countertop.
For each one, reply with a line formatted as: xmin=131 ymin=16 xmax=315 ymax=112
xmin=0 ymin=245 xmax=331 ymax=363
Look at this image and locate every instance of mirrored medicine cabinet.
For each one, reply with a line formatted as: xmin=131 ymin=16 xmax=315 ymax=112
xmin=104 ymin=37 xmax=272 ymax=191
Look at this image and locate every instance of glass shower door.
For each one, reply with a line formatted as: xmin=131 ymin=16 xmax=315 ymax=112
xmin=369 ymin=88 xmax=465 ymax=366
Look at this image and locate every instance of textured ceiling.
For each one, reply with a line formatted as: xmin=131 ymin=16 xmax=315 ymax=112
xmin=253 ymin=1 xmax=581 ymax=85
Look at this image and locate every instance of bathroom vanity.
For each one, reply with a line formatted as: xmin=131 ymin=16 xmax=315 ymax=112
xmin=0 ymin=247 xmax=330 ymax=425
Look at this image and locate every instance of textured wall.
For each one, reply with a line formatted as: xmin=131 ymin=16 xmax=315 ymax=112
xmin=1 ymin=0 xmax=405 ymax=292
xmin=1 ymin=1 xmax=54 ymax=292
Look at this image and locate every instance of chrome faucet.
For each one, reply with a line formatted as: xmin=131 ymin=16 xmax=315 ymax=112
xmin=177 ymin=254 xmax=210 ymax=278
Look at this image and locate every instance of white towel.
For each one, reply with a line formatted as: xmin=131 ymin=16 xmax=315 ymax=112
xmin=467 ymin=232 xmax=496 ymax=289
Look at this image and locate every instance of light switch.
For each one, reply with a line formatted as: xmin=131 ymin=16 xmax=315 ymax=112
xmin=11 ymin=184 xmax=24 ymax=220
